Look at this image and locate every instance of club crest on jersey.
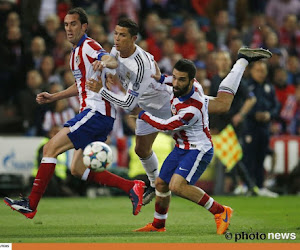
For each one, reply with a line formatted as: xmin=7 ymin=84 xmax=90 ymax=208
xmin=133 ymin=82 xmax=140 ymax=91
xmin=76 ymin=55 xmax=81 ymax=65
xmin=171 ymin=104 xmax=177 ymax=115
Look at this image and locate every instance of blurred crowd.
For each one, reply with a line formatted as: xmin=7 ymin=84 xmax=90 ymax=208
xmin=0 ymin=0 xmax=300 ymax=137
xmin=0 ymin=0 xmax=300 ymax=196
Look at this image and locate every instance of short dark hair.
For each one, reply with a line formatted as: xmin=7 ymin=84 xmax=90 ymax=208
xmin=174 ymin=59 xmax=196 ymax=81
xmin=67 ymin=7 xmax=88 ymax=25
xmin=117 ymin=18 xmax=139 ymax=36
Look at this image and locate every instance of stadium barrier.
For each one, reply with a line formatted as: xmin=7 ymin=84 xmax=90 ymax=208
xmin=0 ymin=135 xmax=299 ymax=189
xmin=265 ymin=135 xmax=300 ymax=174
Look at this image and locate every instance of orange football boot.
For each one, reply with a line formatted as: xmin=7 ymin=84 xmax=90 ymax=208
xmin=214 ymin=205 xmax=233 ymax=235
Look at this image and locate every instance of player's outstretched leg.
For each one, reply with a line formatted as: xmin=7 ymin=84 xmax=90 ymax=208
xmin=238 ymin=47 xmax=272 ymax=62
xmin=214 ymin=205 xmax=233 ymax=235
xmin=3 ymin=196 xmax=37 ymax=219
xmin=129 ymin=180 xmax=145 ymax=215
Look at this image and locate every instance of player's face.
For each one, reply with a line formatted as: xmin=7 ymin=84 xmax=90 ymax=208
xmin=64 ymin=14 xmax=87 ymax=45
xmin=114 ymin=25 xmax=136 ymax=56
xmin=172 ymin=69 xmax=193 ymax=98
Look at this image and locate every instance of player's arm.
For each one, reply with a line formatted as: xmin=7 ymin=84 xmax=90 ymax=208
xmin=151 ymin=61 xmax=173 ymax=86
xmin=99 ymin=80 xmax=144 ymax=111
xmin=84 ymin=41 xmax=117 ymax=71
xmin=36 ymin=83 xmax=78 ymax=104
xmin=99 ymin=68 xmax=153 ymax=111
xmin=138 ymin=108 xmax=198 ymax=131
xmin=98 ymin=54 xmax=118 ymax=69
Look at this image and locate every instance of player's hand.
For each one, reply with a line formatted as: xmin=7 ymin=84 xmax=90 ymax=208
xmin=87 ymin=76 xmax=102 ymax=93
xmin=92 ymin=60 xmax=106 ymax=72
xmin=151 ymin=61 xmax=162 ymax=81
xmin=36 ymin=92 xmax=54 ymax=104
xmin=129 ymin=107 xmax=143 ymax=119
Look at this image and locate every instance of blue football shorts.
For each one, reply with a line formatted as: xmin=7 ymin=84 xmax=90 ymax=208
xmin=64 ymin=108 xmax=114 ymax=150
xmin=159 ymin=147 xmax=214 ymax=185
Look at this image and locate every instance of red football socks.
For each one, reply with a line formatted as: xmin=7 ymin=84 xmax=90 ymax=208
xmin=152 ymin=202 xmax=169 ymax=229
xmin=87 ymin=170 xmax=134 ymax=194
xmin=198 ymin=193 xmax=224 ymax=215
xmin=28 ymin=158 xmax=56 ymax=210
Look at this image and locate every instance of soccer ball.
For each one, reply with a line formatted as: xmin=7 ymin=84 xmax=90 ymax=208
xmin=83 ymin=141 xmax=113 ymax=172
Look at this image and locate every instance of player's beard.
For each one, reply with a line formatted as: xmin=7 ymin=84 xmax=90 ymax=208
xmin=173 ymin=83 xmax=191 ymax=98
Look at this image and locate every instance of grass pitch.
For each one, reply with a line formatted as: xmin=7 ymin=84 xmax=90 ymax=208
xmin=0 ymin=195 xmax=299 ymax=243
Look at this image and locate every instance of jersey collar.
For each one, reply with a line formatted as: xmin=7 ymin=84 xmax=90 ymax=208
xmin=73 ymin=34 xmax=87 ymax=51
xmin=178 ymin=85 xmax=195 ymax=102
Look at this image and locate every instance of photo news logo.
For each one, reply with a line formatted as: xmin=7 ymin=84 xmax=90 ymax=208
xmin=0 ymin=243 xmax=12 ymax=250
xmin=225 ymin=232 xmax=297 ymax=242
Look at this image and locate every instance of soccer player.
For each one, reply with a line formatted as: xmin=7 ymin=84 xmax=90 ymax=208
xmin=3 ymin=7 xmax=145 ymax=219
xmin=88 ymin=18 xmax=173 ymax=205
xmin=133 ymin=49 xmax=272 ymax=234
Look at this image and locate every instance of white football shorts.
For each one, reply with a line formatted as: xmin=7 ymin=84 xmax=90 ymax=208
xmin=135 ymin=102 xmax=172 ymax=136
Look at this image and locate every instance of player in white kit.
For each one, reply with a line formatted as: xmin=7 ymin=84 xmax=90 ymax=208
xmin=90 ymin=18 xmax=172 ymax=204
xmin=4 ymin=8 xmax=145 ymax=219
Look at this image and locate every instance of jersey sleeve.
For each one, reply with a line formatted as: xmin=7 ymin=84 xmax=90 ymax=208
xmin=139 ymin=108 xmax=198 ymax=131
xmin=99 ymin=68 xmax=152 ymax=111
xmin=85 ymin=40 xmax=109 ymax=61
xmin=110 ymin=46 xmax=118 ymax=57
xmin=160 ymin=74 xmax=173 ymax=86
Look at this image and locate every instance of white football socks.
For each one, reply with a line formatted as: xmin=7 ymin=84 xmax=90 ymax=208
xmin=218 ymin=58 xmax=248 ymax=95
xmin=140 ymin=151 xmax=159 ymax=187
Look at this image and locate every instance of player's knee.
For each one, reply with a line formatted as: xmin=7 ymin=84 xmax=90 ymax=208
xmin=43 ymin=141 xmax=56 ymax=157
xmin=169 ymin=183 xmax=184 ymax=196
xmin=70 ymin=165 xmax=82 ymax=178
xmin=43 ymin=139 xmax=64 ymax=158
xmin=134 ymin=145 xmax=151 ymax=158
xmin=155 ymin=178 xmax=169 ymax=193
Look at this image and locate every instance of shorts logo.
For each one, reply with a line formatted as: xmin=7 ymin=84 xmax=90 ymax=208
xmin=179 ymin=167 xmax=188 ymax=171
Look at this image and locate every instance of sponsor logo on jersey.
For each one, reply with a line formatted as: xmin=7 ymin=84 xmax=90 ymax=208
xmin=72 ymin=69 xmax=82 ymax=80
xmin=128 ymin=89 xmax=139 ymax=97
xmin=76 ymin=55 xmax=81 ymax=65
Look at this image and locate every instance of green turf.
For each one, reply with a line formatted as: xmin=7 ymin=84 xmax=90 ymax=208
xmin=0 ymin=196 xmax=299 ymax=243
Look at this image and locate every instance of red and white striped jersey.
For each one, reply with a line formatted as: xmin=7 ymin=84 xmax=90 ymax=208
xmin=140 ymin=81 xmax=213 ymax=151
xmin=70 ymin=34 xmax=116 ymax=118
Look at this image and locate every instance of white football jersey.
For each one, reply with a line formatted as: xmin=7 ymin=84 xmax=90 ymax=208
xmin=140 ymin=81 xmax=212 ymax=152
xmin=70 ymin=34 xmax=116 ymax=118
xmin=99 ymin=45 xmax=172 ymax=112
